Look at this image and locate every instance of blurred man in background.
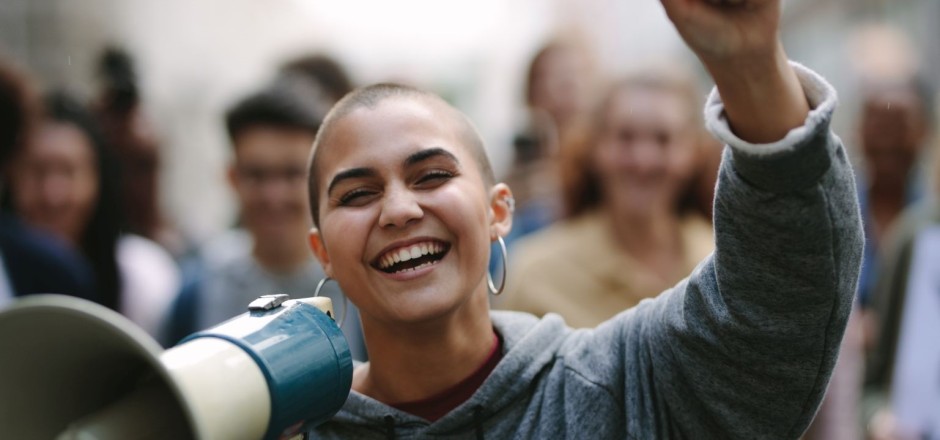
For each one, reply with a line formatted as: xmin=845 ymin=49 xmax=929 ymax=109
xmin=165 ymin=76 xmax=367 ymax=360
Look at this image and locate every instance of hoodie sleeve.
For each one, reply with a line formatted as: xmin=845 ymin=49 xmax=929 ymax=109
xmin=590 ymin=63 xmax=864 ymax=439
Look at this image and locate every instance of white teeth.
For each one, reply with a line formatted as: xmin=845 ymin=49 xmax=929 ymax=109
xmin=378 ymin=241 xmax=446 ymax=270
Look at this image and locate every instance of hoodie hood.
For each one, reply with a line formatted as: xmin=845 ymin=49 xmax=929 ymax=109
xmin=321 ymin=311 xmax=570 ymax=437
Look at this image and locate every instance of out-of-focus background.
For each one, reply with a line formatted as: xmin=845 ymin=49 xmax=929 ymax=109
xmin=2 ymin=1 xmax=939 ymax=438
xmin=2 ymin=0 xmax=934 ymax=238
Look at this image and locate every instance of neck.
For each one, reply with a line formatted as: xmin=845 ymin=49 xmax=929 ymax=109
xmin=606 ymin=204 xmax=683 ymax=276
xmin=867 ymin=177 xmax=907 ymax=243
xmin=868 ymin=174 xmax=907 ymax=201
xmin=609 ymin=201 xmax=678 ymax=248
xmin=252 ymin=236 xmax=310 ymax=273
xmin=354 ymin=290 xmax=494 ymax=404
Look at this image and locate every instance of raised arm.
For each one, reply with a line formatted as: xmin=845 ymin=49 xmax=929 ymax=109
xmin=627 ymin=1 xmax=865 ymax=437
xmin=564 ymin=1 xmax=865 ymax=438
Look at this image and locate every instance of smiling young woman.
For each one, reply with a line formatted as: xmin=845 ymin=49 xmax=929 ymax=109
xmin=302 ymin=1 xmax=863 ymax=438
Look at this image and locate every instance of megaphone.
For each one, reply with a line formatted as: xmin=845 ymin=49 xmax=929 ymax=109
xmin=0 ymin=293 xmax=353 ymax=440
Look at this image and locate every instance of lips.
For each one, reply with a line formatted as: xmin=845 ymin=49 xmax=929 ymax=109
xmin=372 ymin=239 xmax=450 ymax=274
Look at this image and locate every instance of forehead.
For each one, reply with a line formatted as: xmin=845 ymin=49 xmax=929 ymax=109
xmin=29 ymin=122 xmax=93 ymax=160
xmin=234 ymin=126 xmax=315 ymax=161
xmin=605 ymin=87 xmax=690 ymax=128
xmin=864 ymin=89 xmax=923 ymax=115
xmin=317 ymin=97 xmax=472 ymax=175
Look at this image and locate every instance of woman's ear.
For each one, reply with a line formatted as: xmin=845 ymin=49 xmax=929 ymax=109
xmin=488 ymin=183 xmax=514 ymax=240
xmin=308 ymin=227 xmax=333 ymax=277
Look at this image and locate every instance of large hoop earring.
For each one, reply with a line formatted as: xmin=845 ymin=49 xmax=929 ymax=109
xmin=314 ymin=277 xmax=347 ymax=328
xmin=488 ymin=236 xmax=508 ymax=296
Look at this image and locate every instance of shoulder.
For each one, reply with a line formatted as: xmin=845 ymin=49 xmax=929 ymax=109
xmin=0 ymin=214 xmax=95 ymax=298
xmin=117 ymin=236 xmax=181 ymax=306
xmin=889 ymin=201 xmax=940 ymax=244
xmin=118 ymin=234 xmax=177 ymax=267
xmin=117 ymin=235 xmax=181 ymax=290
xmin=681 ymin=213 xmax=715 ymax=262
xmin=198 ymin=229 xmax=253 ymax=270
xmin=511 ymin=213 xmax=605 ymax=266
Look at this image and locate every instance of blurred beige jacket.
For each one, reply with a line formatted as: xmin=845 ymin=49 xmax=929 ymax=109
xmin=499 ymin=211 xmax=713 ymax=328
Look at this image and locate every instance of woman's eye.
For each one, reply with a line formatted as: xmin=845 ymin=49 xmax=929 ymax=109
xmin=339 ymin=189 xmax=378 ymax=206
xmin=415 ymin=170 xmax=454 ymax=187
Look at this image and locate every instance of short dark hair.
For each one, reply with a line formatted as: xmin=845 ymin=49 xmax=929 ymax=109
xmin=225 ymin=76 xmax=331 ymax=146
xmin=0 ymin=58 xmax=38 ymax=167
xmin=307 ymin=83 xmax=495 ymax=228
xmin=45 ymin=91 xmax=125 ymax=312
xmin=868 ymin=75 xmax=936 ymax=131
xmin=280 ymin=54 xmax=354 ymax=103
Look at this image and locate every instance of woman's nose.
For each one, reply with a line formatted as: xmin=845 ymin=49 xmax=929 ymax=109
xmin=627 ymin=140 xmax=665 ymax=174
xmin=40 ymin=174 xmax=73 ymax=210
xmin=379 ymin=185 xmax=423 ymax=229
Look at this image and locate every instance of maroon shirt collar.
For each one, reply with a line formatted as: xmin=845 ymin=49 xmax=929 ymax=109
xmin=389 ymin=329 xmax=503 ymax=422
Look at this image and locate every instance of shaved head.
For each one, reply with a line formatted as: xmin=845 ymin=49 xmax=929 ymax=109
xmin=307 ymin=83 xmax=494 ymax=227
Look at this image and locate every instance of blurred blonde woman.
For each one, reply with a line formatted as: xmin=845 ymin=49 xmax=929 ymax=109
xmin=501 ymin=65 xmax=716 ymax=328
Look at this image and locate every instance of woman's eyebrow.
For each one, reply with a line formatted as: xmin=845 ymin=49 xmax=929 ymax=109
xmin=327 ymin=167 xmax=377 ymax=194
xmin=404 ymin=147 xmax=459 ymax=168
xmin=327 ymin=148 xmax=458 ymax=194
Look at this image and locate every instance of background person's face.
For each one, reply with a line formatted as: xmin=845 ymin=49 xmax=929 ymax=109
xmin=529 ymin=47 xmax=590 ymax=127
xmin=860 ymin=89 xmax=926 ymax=186
xmin=231 ymin=126 xmax=314 ymax=245
xmin=591 ymin=87 xmax=697 ymax=217
xmin=11 ymin=122 xmax=99 ymax=245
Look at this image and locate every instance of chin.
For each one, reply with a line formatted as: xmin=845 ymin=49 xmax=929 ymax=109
xmin=384 ymin=288 xmax=480 ymax=326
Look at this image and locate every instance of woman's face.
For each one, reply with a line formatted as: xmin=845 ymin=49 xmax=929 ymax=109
xmin=10 ymin=122 xmax=99 ymax=245
xmin=529 ymin=47 xmax=590 ymax=127
xmin=310 ymin=97 xmax=509 ymax=325
xmin=591 ymin=87 xmax=697 ymax=217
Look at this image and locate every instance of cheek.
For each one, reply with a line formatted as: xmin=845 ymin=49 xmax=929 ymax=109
xmin=668 ymin=144 xmax=697 ymax=178
xmin=435 ymin=184 xmax=489 ymax=227
xmin=76 ymin=175 xmax=99 ymax=209
xmin=321 ymin=209 xmax=374 ymax=263
xmin=590 ymin=144 xmax=617 ymax=178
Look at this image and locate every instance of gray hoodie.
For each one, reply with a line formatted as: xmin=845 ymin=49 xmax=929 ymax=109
xmin=308 ymin=64 xmax=864 ymax=439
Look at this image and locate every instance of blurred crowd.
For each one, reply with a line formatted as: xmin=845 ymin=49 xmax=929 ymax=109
xmin=1 ymin=14 xmax=938 ymax=440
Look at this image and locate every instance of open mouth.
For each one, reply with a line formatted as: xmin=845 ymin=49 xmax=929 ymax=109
xmin=373 ymin=240 xmax=451 ymax=274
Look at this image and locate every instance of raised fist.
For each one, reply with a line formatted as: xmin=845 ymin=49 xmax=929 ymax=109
xmin=660 ymin=0 xmax=781 ymax=62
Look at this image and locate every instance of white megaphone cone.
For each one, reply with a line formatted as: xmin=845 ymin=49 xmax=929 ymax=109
xmin=0 ymin=294 xmax=353 ymax=440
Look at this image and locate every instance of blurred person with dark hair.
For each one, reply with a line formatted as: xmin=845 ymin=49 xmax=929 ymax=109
xmin=165 ymin=76 xmax=367 ymax=360
xmin=802 ymin=75 xmax=936 ymax=440
xmin=0 ymin=57 xmax=95 ymax=306
xmin=93 ymin=47 xmax=187 ymax=256
xmin=280 ymin=53 xmax=355 ymax=103
xmin=500 ymin=39 xmax=597 ymax=244
xmin=524 ymin=39 xmax=595 ymax=152
xmin=4 ymin=90 xmax=180 ymax=339
xmin=862 ymin=78 xmax=938 ymax=440
xmin=499 ymin=66 xmax=715 ymax=327
xmin=855 ymin=76 xmax=934 ymax=308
